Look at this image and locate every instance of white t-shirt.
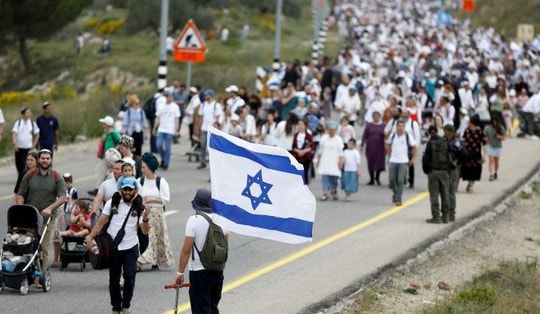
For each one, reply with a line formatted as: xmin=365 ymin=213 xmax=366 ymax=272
xmin=184 ymin=95 xmax=201 ymax=125
xmin=387 ymin=132 xmax=416 ymax=164
xmin=103 ymin=199 xmax=142 ymax=251
xmin=138 ymin=176 xmax=170 ymax=204
xmin=260 ymin=122 xmax=278 ymax=146
xmin=185 ymin=213 xmax=228 ymax=271
xmin=242 ymin=114 xmax=257 ymax=138
xmin=199 ymin=101 xmax=224 ymax=132
xmin=226 ymin=96 xmax=245 ymax=114
xmin=343 ymin=148 xmax=361 ymax=171
xmin=156 ymin=103 xmax=181 ymax=135
xmin=0 ymin=109 xmax=4 ymax=125
xmin=275 ymin=120 xmax=294 ymax=151
xmin=98 ymin=177 xmax=119 ymax=203
xmin=12 ymin=119 xmax=40 ymax=149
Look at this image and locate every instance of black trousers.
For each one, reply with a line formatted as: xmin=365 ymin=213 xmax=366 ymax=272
xmin=14 ymin=148 xmax=30 ymax=175
xmin=131 ymin=131 xmax=144 ymax=157
xmin=189 ymin=270 xmax=224 ymax=314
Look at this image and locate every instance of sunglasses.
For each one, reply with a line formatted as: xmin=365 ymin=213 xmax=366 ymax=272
xmin=122 ymin=187 xmax=135 ymax=192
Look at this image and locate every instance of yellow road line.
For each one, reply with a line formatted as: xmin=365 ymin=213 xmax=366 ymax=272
xmin=165 ymin=191 xmax=429 ymax=313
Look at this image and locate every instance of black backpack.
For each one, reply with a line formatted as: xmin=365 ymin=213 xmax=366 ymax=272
xmin=143 ymin=96 xmax=157 ymax=122
xmin=192 ymin=211 xmax=228 ymax=271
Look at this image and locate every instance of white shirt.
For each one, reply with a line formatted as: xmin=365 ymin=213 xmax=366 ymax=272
xmin=458 ymin=88 xmax=475 ymax=111
xmin=199 ymin=101 xmax=224 ymax=132
xmin=387 ymin=132 xmax=416 ymax=164
xmin=523 ymin=93 xmax=540 ymax=114
xmin=0 ymin=109 xmax=4 ymax=125
xmin=226 ymin=96 xmax=246 ymax=114
xmin=275 ymin=120 xmax=295 ymax=151
xmin=404 ymin=119 xmax=422 ymax=144
xmin=156 ymin=102 xmax=181 ymax=135
xmin=242 ymin=114 xmax=257 ymax=139
xmin=12 ymin=118 xmax=39 ymax=149
xmin=260 ymin=122 xmax=278 ymax=146
xmin=98 ymin=177 xmax=119 ymax=203
xmin=185 ymin=213 xmax=228 ymax=271
xmin=103 ymin=199 xmax=142 ymax=251
xmin=138 ymin=176 xmax=170 ymax=204
xmin=343 ymin=148 xmax=361 ymax=171
xmin=154 ymin=93 xmax=167 ymax=113
xmin=317 ymin=134 xmax=344 ymax=177
xmin=184 ymin=94 xmax=201 ymax=125
xmin=337 ymin=93 xmax=361 ymax=121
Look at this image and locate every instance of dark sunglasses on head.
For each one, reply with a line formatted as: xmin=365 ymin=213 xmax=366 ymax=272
xmin=122 ymin=187 xmax=134 ymax=192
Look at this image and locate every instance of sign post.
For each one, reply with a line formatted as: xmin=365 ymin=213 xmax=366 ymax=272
xmin=173 ymin=19 xmax=207 ymax=89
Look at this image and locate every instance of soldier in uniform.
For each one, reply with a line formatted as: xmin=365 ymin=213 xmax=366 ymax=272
xmin=443 ymin=124 xmax=468 ymax=222
xmin=422 ymin=125 xmax=451 ymax=223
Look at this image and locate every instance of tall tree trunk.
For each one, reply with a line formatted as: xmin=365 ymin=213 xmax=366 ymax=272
xmin=18 ymin=37 xmax=33 ymax=73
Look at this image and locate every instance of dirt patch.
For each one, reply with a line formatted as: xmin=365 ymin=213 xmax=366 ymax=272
xmin=333 ymin=176 xmax=540 ymax=313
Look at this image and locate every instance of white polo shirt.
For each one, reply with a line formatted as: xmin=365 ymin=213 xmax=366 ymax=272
xmin=103 ymin=199 xmax=142 ymax=251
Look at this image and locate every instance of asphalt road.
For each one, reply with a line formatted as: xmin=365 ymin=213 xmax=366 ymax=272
xmin=0 ymin=133 xmax=538 ymax=314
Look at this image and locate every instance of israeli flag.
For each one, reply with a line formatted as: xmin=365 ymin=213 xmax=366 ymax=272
xmin=208 ymin=128 xmax=317 ymax=244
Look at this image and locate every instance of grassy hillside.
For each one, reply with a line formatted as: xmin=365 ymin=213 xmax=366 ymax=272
xmin=0 ymin=5 xmax=341 ymax=156
xmin=461 ymin=0 xmax=540 ymax=38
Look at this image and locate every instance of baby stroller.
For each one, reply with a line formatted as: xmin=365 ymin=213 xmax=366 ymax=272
xmin=0 ymin=205 xmax=51 ymax=295
xmin=59 ymin=198 xmax=92 ymax=272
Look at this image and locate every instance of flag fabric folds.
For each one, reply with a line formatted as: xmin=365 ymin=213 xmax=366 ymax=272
xmin=208 ymin=127 xmax=317 ymax=244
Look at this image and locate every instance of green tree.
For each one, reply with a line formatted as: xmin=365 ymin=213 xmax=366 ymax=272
xmin=0 ymin=0 xmax=93 ymax=73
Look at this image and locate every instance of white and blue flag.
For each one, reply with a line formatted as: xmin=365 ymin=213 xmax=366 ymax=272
xmin=208 ymin=127 xmax=317 ymax=244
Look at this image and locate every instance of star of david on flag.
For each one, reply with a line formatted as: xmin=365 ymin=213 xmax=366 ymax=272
xmin=207 ymin=127 xmax=317 ymax=244
xmin=241 ymin=170 xmax=273 ymax=210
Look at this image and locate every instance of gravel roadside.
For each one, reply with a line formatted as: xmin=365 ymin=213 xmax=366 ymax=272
xmin=329 ymin=175 xmax=540 ymax=313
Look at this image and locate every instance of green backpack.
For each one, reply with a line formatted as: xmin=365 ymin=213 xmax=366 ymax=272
xmin=193 ymin=211 xmax=228 ymax=271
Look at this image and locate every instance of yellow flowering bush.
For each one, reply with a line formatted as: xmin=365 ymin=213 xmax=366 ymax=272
xmin=108 ymin=83 xmax=121 ymax=95
xmin=0 ymin=91 xmax=35 ymax=107
xmin=97 ymin=20 xmax=124 ymax=35
xmin=84 ymin=18 xmax=100 ymax=30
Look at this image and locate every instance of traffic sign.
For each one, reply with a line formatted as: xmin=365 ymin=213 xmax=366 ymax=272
xmin=462 ymin=0 xmax=475 ymax=12
xmin=174 ymin=19 xmax=207 ymax=63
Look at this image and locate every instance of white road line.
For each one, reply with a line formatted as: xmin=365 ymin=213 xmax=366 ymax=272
xmin=164 ymin=210 xmax=178 ymax=217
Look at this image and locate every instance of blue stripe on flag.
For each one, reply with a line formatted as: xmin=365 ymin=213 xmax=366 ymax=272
xmin=209 ymin=132 xmax=304 ymax=177
xmin=212 ymin=199 xmax=313 ymax=238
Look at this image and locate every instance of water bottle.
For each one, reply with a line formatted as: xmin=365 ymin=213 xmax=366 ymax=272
xmin=91 ymin=240 xmax=99 ymax=256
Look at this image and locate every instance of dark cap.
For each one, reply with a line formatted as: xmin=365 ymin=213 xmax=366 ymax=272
xmin=443 ymin=124 xmax=455 ymax=132
xmin=427 ymin=125 xmax=438 ymax=134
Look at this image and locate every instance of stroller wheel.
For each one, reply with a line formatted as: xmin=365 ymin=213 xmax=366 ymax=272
xmin=0 ymin=281 xmax=4 ymax=294
xmin=41 ymin=271 xmax=51 ymax=292
xmin=20 ymin=279 xmax=29 ymax=295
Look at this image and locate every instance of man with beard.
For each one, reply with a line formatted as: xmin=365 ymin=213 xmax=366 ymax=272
xmin=87 ymin=176 xmax=150 ymax=314
xmin=16 ymin=149 xmax=66 ymax=280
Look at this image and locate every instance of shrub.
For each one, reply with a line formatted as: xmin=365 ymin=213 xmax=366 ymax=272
xmin=97 ymin=20 xmax=124 ymax=35
xmin=83 ymin=18 xmax=100 ymax=30
xmin=0 ymin=91 xmax=36 ymax=107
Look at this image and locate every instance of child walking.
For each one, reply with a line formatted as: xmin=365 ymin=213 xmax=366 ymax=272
xmin=341 ymin=138 xmax=361 ymax=201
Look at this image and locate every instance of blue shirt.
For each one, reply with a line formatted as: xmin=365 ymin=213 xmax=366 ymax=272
xmin=36 ymin=115 xmax=59 ymax=148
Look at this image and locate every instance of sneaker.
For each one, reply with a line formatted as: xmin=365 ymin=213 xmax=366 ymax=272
xmin=489 ymin=174 xmax=494 ymax=182
xmin=395 ymin=202 xmax=402 ymax=206
xmin=320 ymin=195 xmax=328 ymax=201
xmin=87 ymin=189 xmax=98 ymax=196
xmin=494 ymin=173 xmax=498 ymax=180
xmin=426 ymin=218 xmax=441 ymax=224
xmin=122 ymin=309 xmax=131 ymax=314
xmin=196 ymin=164 xmax=206 ymax=170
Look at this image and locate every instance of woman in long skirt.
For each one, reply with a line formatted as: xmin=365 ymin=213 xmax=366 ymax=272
xmin=137 ymin=152 xmax=174 ymax=270
xmin=360 ymin=111 xmax=386 ymax=185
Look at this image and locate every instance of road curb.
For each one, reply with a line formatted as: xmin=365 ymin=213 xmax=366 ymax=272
xmin=306 ymin=160 xmax=540 ymax=314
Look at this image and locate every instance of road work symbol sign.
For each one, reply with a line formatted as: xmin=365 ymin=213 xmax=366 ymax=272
xmin=174 ymin=19 xmax=207 ymax=63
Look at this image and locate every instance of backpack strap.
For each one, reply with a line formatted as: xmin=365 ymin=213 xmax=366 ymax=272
xmin=191 ymin=211 xmax=212 ymax=260
xmin=140 ymin=176 xmax=160 ymax=191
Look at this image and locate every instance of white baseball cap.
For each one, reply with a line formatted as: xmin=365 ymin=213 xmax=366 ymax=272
xmin=99 ymin=116 xmax=114 ymax=127
xmin=225 ymin=85 xmax=239 ymax=93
